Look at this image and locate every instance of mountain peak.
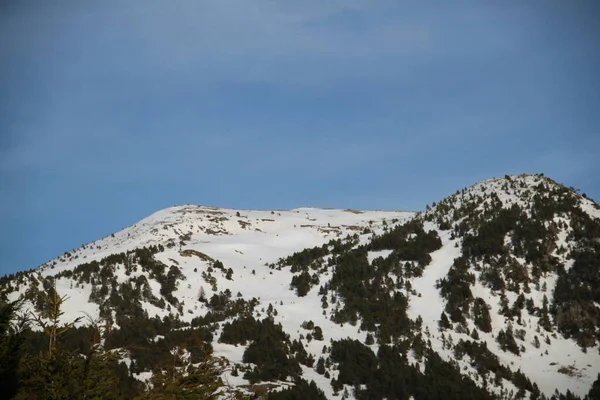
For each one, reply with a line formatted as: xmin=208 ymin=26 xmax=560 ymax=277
xmin=425 ymin=173 xmax=599 ymax=225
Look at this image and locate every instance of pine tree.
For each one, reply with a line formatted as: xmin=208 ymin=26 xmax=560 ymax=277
xmin=438 ymin=312 xmax=451 ymax=331
xmin=539 ymin=295 xmax=552 ymax=331
xmin=80 ymin=315 xmax=127 ymax=400
xmin=587 ymin=373 xmax=600 ymax=400
xmin=316 ymin=357 xmax=326 ymax=375
xmin=0 ymin=300 xmax=28 ymax=398
xmin=16 ymin=287 xmax=126 ymax=400
xmin=473 ymin=298 xmax=492 ymax=333
xmin=16 ymin=288 xmax=84 ymax=399
xmin=143 ymin=347 xmax=226 ymax=399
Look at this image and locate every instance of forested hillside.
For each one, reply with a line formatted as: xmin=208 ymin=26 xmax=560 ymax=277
xmin=1 ymin=174 xmax=599 ymax=399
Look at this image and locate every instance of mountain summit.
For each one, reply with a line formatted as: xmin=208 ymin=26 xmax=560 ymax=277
xmin=2 ymin=174 xmax=599 ymax=399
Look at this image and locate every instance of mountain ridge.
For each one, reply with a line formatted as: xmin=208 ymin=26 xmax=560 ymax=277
xmin=2 ymin=173 xmax=599 ymax=400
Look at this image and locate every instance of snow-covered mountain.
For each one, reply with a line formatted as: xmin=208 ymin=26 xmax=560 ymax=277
xmin=2 ymin=174 xmax=599 ymax=400
xmin=10 ymin=207 xmax=414 ymax=326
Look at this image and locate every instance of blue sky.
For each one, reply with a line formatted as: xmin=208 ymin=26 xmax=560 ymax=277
xmin=1 ymin=0 xmax=599 ymax=275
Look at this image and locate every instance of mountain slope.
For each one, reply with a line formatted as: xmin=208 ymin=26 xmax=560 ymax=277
xmin=1 ymin=174 xmax=599 ymax=400
xmin=416 ymin=174 xmax=600 ymax=397
xmin=5 ymin=207 xmax=413 ymax=326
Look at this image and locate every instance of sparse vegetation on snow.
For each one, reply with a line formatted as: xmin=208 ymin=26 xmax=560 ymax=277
xmin=1 ymin=174 xmax=600 ymax=399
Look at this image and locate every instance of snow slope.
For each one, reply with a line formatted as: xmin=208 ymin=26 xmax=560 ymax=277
xmin=4 ymin=174 xmax=600 ymax=399
xmin=407 ymin=228 xmax=600 ymax=398
xmin=9 ymin=205 xmax=414 ymax=329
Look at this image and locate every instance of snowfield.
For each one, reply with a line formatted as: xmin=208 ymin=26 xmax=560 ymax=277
xmin=5 ymin=174 xmax=600 ymax=399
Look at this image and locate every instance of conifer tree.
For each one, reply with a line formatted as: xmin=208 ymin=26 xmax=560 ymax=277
xmin=539 ymin=295 xmax=552 ymax=331
xmin=0 ymin=300 xmax=28 ymax=398
xmin=587 ymin=373 xmax=600 ymax=400
xmin=438 ymin=312 xmax=451 ymax=330
xmin=142 ymin=346 xmax=226 ymax=400
xmin=16 ymin=287 xmax=127 ymax=400
xmin=16 ymin=288 xmax=83 ymax=399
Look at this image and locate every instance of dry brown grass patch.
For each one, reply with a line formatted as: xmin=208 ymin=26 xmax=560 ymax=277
xmin=179 ymin=249 xmax=214 ymax=262
xmin=557 ymin=365 xmax=583 ymax=378
xmin=344 ymin=209 xmax=364 ymax=214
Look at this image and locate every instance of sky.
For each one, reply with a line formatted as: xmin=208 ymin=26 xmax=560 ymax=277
xmin=1 ymin=0 xmax=599 ymax=275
